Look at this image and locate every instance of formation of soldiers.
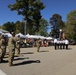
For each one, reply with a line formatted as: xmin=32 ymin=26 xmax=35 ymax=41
xmin=0 ymin=32 xmax=42 ymax=66
xmin=54 ymin=38 xmax=69 ymax=50
xmin=0 ymin=32 xmax=21 ymax=66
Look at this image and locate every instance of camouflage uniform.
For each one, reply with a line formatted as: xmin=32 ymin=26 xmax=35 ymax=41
xmin=0 ymin=35 xmax=6 ymax=62
xmin=15 ymin=35 xmax=20 ymax=55
xmin=36 ymin=38 xmax=41 ymax=52
xmin=0 ymin=34 xmax=2 ymax=48
xmin=8 ymin=33 xmax=16 ymax=66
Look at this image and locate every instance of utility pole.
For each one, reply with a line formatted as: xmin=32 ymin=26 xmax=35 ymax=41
xmin=22 ymin=19 xmax=27 ymax=35
xmin=59 ymin=29 xmax=62 ymax=40
xmin=25 ymin=21 xmax=27 ymax=35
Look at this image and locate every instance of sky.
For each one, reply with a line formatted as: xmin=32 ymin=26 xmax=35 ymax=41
xmin=0 ymin=0 xmax=76 ymax=28
xmin=41 ymin=0 xmax=76 ymax=22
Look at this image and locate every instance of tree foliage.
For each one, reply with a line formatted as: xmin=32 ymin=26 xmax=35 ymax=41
xmin=15 ymin=21 xmax=25 ymax=34
xmin=63 ymin=22 xmax=75 ymax=39
xmin=8 ymin=0 xmax=45 ymax=34
xmin=49 ymin=14 xmax=65 ymax=38
xmin=39 ymin=18 xmax=48 ymax=36
xmin=65 ymin=10 xmax=76 ymax=40
xmin=1 ymin=19 xmax=48 ymax=36
xmin=2 ymin=22 xmax=15 ymax=33
xmin=1 ymin=21 xmax=24 ymax=34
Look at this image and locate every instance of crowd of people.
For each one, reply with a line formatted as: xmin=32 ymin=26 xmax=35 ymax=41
xmin=0 ymin=32 xmax=69 ymax=67
xmin=20 ymin=38 xmax=53 ymax=48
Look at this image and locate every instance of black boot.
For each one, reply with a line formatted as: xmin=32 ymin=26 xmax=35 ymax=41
xmin=9 ymin=62 xmax=14 ymax=66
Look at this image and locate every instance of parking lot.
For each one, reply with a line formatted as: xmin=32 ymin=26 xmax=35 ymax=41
xmin=0 ymin=45 xmax=76 ymax=75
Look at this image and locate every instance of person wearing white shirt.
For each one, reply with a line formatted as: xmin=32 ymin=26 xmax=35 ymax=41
xmin=60 ymin=40 xmax=63 ymax=49
xmin=57 ymin=40 xmax=60 ymax=49
xmin=54 ymin=38 xmax=57 ymax=50
xmin=62 ymin=39 xmax=65 ymax=49
xmin=65 ymin=38 xmax=69 ymax=49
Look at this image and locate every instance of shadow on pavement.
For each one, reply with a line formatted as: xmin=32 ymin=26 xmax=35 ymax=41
xmin=68 ymin=48 xmax=72 ymax=50
xmin=14 ymin=60 xmax=41 ymax=66
xmin=0 ymin=60 xmax=8 ymax=63
xmin=54 ymin=48 xmax=72 ymax=50
xmin=39 ymin=50 xmax=49 ymax=52
xmin=22 ymin=52 xmax=34 ymax=55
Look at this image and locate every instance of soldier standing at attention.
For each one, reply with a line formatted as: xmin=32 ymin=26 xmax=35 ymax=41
xmin=15 ymin=35 xmax=21 ymax=56
xmin=0 ymin=34 xmax=2 ymax=48
xmin=8 ymin=32 xmax=16 ymax=66
xmin=36 ymin=38 xmax=41 ymax=52
xmin=54 ymin=38 xmax=57 ymax=50
xmin=65 ymin=37 xmax=69 ymax=50
xmin=0 ymin=35 xmax=6 ymax=62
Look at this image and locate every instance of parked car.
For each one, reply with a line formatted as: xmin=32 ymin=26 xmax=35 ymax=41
xmin=69 ymin=39 xmax=76 ymax=45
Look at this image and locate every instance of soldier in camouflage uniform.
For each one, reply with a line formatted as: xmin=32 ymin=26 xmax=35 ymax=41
xmin=36 ymin=38 xmax=41 ymax=52
xmin=15 ymin=35 xmax=21 ymax=56
xmin=0 ymin=35 xmax=6 ymax=62
xmin=0 ymin=34 xmax=2 ymax=48
xmin=8 ymin=32 xmax=16 ymax=66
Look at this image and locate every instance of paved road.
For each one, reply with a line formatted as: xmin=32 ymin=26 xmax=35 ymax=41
xmin=0 ymin=45 xmax=76 ymax=75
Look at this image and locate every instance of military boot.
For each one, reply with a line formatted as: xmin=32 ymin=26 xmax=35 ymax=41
xmin=9 ymin=62 xmax=14 ymax=66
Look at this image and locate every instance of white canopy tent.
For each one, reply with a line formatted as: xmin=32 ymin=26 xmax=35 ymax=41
xmin=28 ymin=35 xmax=40 ymax=39
xmin=46 ymin=37 xmax=53 ymax=40
xmin=0 ymin=31 xmax=2 ymax=34
xmin=25 ymin=34 xmax=53 ymax=40
xmin=15 ymin=33 xmax=25 ymax=38
xmin=25 ymin=34 xmax=30 ymax=38
xmin=4 ymin=33 xmax=12 ymax=37
xmin=25 ymin=34 xmax=46 ymax=39
xmin=38 ymin=36 xmax=46 ymax=39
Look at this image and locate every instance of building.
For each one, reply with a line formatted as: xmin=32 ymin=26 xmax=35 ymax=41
xmin=0 ymin=28 xmax=9 ymax=33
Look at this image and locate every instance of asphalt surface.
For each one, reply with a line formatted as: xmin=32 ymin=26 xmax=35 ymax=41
xmin=0 ymin=45 xmax=76 ymax=75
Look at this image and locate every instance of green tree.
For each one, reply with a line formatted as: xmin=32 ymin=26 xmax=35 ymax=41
xmin=15 ymin=21 xmax=25 ymax=34
xmin=15 ymin=21 xmax=21 ymax=33
xmin=65 ymin=10 xmax=76 ymax=40
xmin=39 ymin=18 xmax=48 ymax=36
xmin=8 ymin=0 xmax=45 ymax=34
xmin=1 ymin=21 xmax=25 ymax=34
xmin=49 ymin=14 xmax=65 ymax=38
xmin=2 ymin=22 xmax=15 ymax=33
xmin=20 ymin=22 xmax=25 ymax=34
xmin=63 ymin=22 xmax=75 ymax=39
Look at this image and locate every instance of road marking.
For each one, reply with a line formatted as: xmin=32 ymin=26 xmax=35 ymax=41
xmin=0 ymin=70 xmax=7 ymax=75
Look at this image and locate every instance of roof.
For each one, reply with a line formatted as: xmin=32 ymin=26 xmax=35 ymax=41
xmin=0 ymin=29 xmax=9 ymax=33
